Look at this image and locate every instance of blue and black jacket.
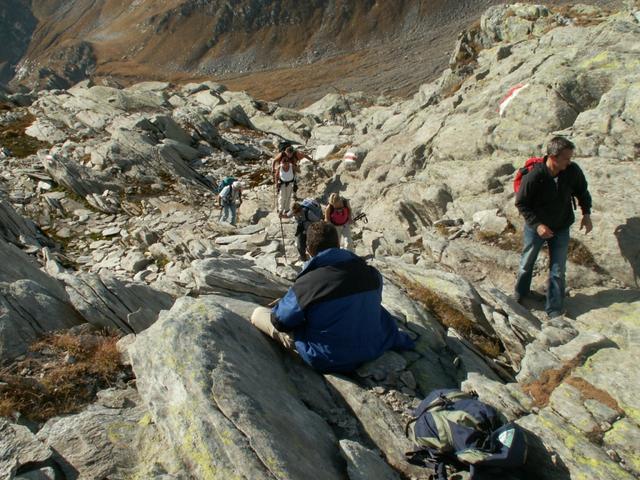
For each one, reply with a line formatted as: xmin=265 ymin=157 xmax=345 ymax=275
xmin=271 ymin=248 xmax=415 ymax=373
xmin=516 ymin=161 xmax=592 ymax=231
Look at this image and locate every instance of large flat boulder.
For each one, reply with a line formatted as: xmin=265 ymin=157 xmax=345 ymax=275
xmin=45 ymin=259 xmax=174 ymax=334
xmin=128 ymin=296 xmax=345 ymax=480
xmin=0 ymin=239 xmax=84 ymax=362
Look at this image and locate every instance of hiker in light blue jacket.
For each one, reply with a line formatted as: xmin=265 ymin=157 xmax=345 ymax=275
xmin=218 ymin=181 xmax=243 ymax=226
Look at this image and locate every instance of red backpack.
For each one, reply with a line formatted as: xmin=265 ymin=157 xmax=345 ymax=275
xmin=513 ymin=157 xmax=544 ymax=193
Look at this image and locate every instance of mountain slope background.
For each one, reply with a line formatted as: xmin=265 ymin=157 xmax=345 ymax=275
xmin=2 ymin=0 xmax=624 ymax=106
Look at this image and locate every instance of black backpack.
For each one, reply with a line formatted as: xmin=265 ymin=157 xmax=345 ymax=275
xmin=406 ymin=389 xmax=528 ymax=480
xmin=278 ymin=140 xmax=292 ymax=153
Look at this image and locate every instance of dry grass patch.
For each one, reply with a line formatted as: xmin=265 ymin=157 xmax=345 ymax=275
xmin=0 ymin=111 xmax=51 ymax=158
xmin=522 ymin=355 xmax=622 ymax=412
xmin=245 ymin=168 xmax=272 ymax=188
xmin=568 ymin=239 xmax=605 ymax=273
xmin=474 ymin=223 xmax=523 ymax=252
xmin=564 ymin=376 xmax=622 ymax=414
xmin=397 ymin=275 xmax=502 ymax=359
xmin=434 ymin=223 xmax=451 ymax=237
xmin=523 ymin=363 xmax=623 ymax=445
xmin=0 ymin=329 xmax=131 ymax=423
xmin=441 ymin=79 xmax=464 ymax=99
xmin=553 ymin=6 xmax=613 ymax=26
xmin=522 ymin=359 xmax=579 ymax=408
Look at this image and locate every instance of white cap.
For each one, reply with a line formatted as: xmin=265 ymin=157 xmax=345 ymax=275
xmin=232 ymin=181 xmax=243 ymax=189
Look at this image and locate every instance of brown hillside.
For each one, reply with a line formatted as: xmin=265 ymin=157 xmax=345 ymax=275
xmin=6 ymin=0 xmax=624 ymax=105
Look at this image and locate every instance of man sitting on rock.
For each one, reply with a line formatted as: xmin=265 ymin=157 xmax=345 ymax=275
xmin=514 ymin=136 xmax=593 ymax=319
xmin=250 ymin=221 xmax=415 ymax=373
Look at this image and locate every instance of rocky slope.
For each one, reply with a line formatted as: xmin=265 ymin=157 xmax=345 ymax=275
xmin=2 ymin=0 xmax=624 ymax=105
xmin=1 ymin=3 xmax=640 ymax=480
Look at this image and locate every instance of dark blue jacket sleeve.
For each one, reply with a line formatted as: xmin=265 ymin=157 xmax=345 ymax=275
xmin=271 ymin=287 xmax=306 ymax=332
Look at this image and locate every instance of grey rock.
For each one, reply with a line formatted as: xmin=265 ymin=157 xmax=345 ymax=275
xmin=572 ymin=346 xmax=640 ymax=433
xmin=549 ymin=331 xmax=614 ymax=363
xmin=339 ymin=440 xmax=400 ymax=480
xmin=516 ymin=342 xmax=562 ymax=384
xmin=603 ymin=418 xmax=640 ymax=476
xmin=0 ymin=196 xmax=46 ymax=248
xmin=37 ymin=388 xmax=184 ymax=480
xmin=484 ymin=306 xmax=526 ymax=370
xmin=190 ymin=256 xmax=289 ymax=301
xmin=25 ymin=118 xmax=67 ymax=143
xmin=150 ymin=115 xmax=192 ymax=145
xmin=0 ymin=419 xmax=52 ymax=479
xmin=356 ymin=351 xmax=407 ymax=380
xmin=446 ymin=329 xmax=504 ymax=382
xmin=382 ymin=262 xmax=493 ymax=335
xmin=45 ymin=260 xmax=173 ymax=334
xmin=325 ymin=375 xmax=424 ymax=479
xmin=0 ymin=240 xmax=84 ymax=362
xmin=314 ymin=144 xmax=337 ymax=160
xmin=128 ymin=296 xmax=344 ymax=480
xmin=121 ymin=250 xmax=152 ymax=273
xmin=14 ymin=466 xmax=58 ymax=479
xmin=518 ymin=409 xmax=634 ymax=480
xmin=462 ymin=372 xmax=532 ymax=422
xmin=473 ymin=208 xmax=508 ymax=234
xmin=548 ymin=383 xmax=600 ymax=434
xmin=162 ymin=139 xmax=200 ymax=161
xmin=584 ymin=399 xmax=620 ymax=426
xmin=40 ymin=153 xmax=122 ymax=210
xmin=482 ymin=287 xmax=542 ymax=343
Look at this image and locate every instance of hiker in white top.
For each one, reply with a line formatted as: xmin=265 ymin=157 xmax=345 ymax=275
xmin=325 ymin=193 xmax=353 ymax=251
xmin=218 ymin=181 xmax=243 ymax=226
xmin=275 ymin=157 xmax=297 ymax=218
xmin=272 ymin=142 xmax=311 ymax=217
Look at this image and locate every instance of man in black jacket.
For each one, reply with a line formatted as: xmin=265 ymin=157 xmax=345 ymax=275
xmin=515 ymin=136 xmax=593 ymax=319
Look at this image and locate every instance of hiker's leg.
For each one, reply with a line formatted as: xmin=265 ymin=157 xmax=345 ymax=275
xmin=296 ymin=232 xmax=307 ymax=260
xmin=230 ymin=204 xmax=237 ymax=226
xmin=220 ymin=203 xmax=229 ymax=222
xmin=342 ymin=224 xmax=353 ymax=251
xmin=546 ymin=227 xmax=570 ymax=316
xmin=334 ymin=224 xmax=343 ymax=245
xmin=515 ymin=224 xmax=545 ymax=298
xmin=281 ymin=183 xmax=293 ymax=213
xmin=277 ymin=185 xmax=286 ymax=214
xmin=250 ymin=307 xmax=295 ymax=350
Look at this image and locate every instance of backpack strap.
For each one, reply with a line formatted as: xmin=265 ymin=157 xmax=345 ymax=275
xmin=405 ymin=449 xmax=451 ymax=480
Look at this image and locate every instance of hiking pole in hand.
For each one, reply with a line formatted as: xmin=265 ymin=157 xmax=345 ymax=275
xmin=352 ymin=212 xmax=368 ymax=224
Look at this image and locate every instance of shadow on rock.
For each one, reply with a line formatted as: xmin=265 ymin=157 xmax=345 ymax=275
xmin=566 ymin=288 xmax=640 ymax=318
xmin=518 ymin=428 xmax=571 ymax=480
xmin=322 ymin=174 xmax=345 ymax=201
xmin=614 ymin=217 xmax=640 ymax=287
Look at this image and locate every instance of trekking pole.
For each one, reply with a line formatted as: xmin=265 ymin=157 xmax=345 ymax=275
xmin=353 ymin=212 xmax=368 ymax=224
xmin=278 ymin=214 xmax=288 ymax=264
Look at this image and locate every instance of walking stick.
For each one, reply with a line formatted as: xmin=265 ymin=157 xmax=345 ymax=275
xmin=278 ymin=214 xmax=288 ymax=264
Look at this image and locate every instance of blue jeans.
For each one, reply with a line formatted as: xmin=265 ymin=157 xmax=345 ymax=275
xmin=220 ymin=202 xmax=237 ymax=225
xmin=515 ymin=224 xmax=570 ymax=316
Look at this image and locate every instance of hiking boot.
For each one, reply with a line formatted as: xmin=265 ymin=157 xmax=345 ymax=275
xmin=513 ymin=291 xmax=545 ymax=307
xmin=546 ymin=310 xmax=565 ymax=321
xmin=527 ymin=291 xmax=546 ymax=303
